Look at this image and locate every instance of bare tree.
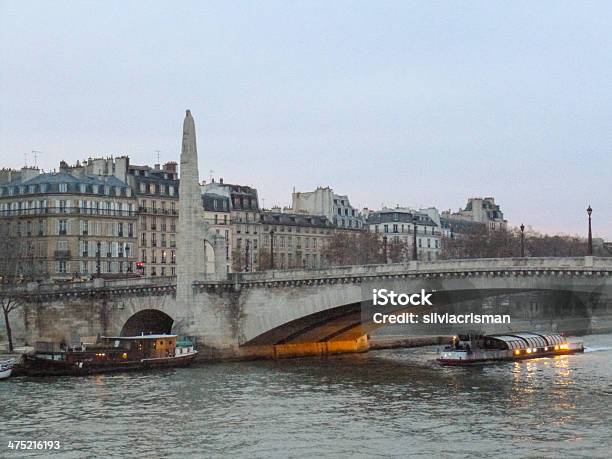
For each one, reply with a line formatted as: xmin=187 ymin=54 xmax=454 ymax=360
xmin=388 ymin=238 xmax=410 ymax=262
xmin=257 ymin=248 xmax=272 ymax=271
xmin=440 ymin=225 xmax=589 ymax=259
xmin=322 ymin=231 xmax=384 ymax=266
xmin=0 ymin=223 xmax=45 ymax=352
xmin=1 ymin=297 xmax=19 ymax=352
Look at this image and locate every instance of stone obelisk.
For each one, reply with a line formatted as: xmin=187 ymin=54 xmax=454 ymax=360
xmin=176 ymin=110 xmax=207 ymax=308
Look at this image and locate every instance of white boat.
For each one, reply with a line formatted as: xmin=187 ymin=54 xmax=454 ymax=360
xmin=0 ymin=358 xmax=14 ymax=379
xmin=437 ymin=332 xmax=584 ymax=365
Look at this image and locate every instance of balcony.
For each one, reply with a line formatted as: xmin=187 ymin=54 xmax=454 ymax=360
xmin=54 ymin=250 xmax=71 ymax=259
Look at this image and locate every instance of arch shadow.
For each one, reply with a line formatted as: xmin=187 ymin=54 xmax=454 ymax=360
xmin=121 ymin=309 xmax=174 ymax=336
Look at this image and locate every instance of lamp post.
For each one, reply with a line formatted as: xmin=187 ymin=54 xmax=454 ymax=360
xmin=245 ymin=240 xmax=250 ymax=272
xmin=382 ymin=235 xmax=388 ymax=264
xmin=587 ymin=205 xmax=593 ymax=255
xmin=125 ymin=244 xmax=130 ymax=280
xmin=269 ymin=230 xmax=275 ymax=270
xmin=520 ymin=223 xmax=525 ymax=257
xmin=412 ymin=220 xmax=418 ymax=261
xmin=96 ymin=241 xmax=101 ymax=276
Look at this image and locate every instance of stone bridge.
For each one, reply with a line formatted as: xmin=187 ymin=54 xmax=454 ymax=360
xmin=6 ymin=256 xmax=612 ymax=359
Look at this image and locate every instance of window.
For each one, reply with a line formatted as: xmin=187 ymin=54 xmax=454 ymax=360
xmin=58 ymin=220 xmax=67 ymax=235
xmin=384 ymin=224 xmax=388 ymax=233
xmin=59 ymin=183 xmax=68 ymax=193
xmin=57 ymin=260 xmax=67 ymax=273
xmin=393 ymin=224 xmax=398 ymax=233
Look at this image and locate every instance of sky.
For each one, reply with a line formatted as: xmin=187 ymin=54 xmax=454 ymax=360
xmin=1 ymin=1 xmax=611 ymax=238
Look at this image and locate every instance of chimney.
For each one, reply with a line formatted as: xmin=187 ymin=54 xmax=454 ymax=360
xmin=219 ymin=178 xmax=223 ymax=184
xmin=154 ymin=164 xmax=160 ymax=171
xmin=163 ymin=162 xmax=177 ymax=173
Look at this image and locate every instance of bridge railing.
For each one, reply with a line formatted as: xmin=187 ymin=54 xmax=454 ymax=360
xmin=231 ymin=256 xmax=612 ymax=283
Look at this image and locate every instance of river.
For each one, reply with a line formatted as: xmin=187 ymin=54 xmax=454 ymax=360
xmin=2 ymin=333 xmax=611 ymax=458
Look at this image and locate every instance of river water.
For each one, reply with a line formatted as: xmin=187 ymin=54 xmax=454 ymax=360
xmin=1 ymin=333 xmax=611 ymax=458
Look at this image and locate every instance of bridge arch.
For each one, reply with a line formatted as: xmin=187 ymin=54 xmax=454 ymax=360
xmin=120 ymin=309 xmax=174 ymax=336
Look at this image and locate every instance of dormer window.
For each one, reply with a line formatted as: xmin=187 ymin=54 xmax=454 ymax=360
xmin=168 ymin=186 xmax=175 ymax=196
xmin=28 ymin=185 xmax=35 ymax=193
xmin=59 ymin=183 xmax=68 ymax=193
xmin=92 ymin=184 xmax=98 ymax=194
xmin=80 ymin=184 xmax=87 ymax=193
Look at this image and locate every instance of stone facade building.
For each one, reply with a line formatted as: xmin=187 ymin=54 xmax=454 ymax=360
xmin=292 ymin=186 xmax=363 ymax=229
xmin=201 ymin=190 xmax=231 ymax=273
xmin=442 ymin=197 xmax=507 ymax=231
xmin=259 ymin=210 xmax=335 ymax=270
xmin=127 ymin=162 xmax=179 ymax=277
xmin=0 ymin=161 xmax=137 ymax=281
xmin=202 ymin=180 xmax=261 ymax=271
xmin=365 ymin=207 xmax=442 ymax=261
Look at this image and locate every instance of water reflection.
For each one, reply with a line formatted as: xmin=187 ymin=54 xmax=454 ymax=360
xmin=1 ymin=335 xmax=611 ymax=458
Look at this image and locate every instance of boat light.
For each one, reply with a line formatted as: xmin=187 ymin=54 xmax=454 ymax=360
xmin=554 ymin=345 xmax=560 ymax=351
xmin=526 ymin=348 xmax=531 ymax=354
xmin=544 ymin=347 xmax=548 ymax=351
xmin=514 ymin=350 xmax=521 ymax=356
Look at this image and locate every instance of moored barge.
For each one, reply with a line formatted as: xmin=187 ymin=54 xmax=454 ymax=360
xmin=437 ymin=332 xmax=583 ymax=365
xmin=21 ymin=334 xmax=197 ymax=376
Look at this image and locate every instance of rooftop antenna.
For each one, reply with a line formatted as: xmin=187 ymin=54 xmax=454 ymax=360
xmin=209 ymin=169 xmax=214 ymax=182
xmin=262 ymin=198 xmax=266 ymax=209
xmin=155 ymin=150 xmax=161 ymax=164
xmin=32 ymin=150 xmax=42 ymax=168
xmin=24 ymin=151 xmax=28 ymax=167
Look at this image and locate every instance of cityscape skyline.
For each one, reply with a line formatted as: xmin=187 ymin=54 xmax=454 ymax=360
xmin=1 ymin=1 xmax=611 ymax=238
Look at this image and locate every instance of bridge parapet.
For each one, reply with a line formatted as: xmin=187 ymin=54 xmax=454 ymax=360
xmin=228 ymin=256 xmax=612 ymax=283
xmin=0 ymin=275 xmax=176 ymax=300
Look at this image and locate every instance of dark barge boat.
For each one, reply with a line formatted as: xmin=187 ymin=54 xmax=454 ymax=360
xmin=437 ymin=332 xmax=583 ymax=365
xmin=21 ymin=334 xmax=197 ymax=376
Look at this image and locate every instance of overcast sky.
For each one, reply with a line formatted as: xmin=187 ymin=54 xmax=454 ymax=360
xmin=1 ymin=1 xmax=611 ymax=238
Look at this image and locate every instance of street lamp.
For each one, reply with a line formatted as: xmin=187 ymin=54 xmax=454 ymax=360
xmin=382 ymin=235 xmax=388 ymax=264
xmin=125 ymin=244 xmax=131 ymax=280
xmin=587 ymin=205 xmax=593 ymax=255
xmin=520 ymin=223 xmax=525 ymax=257
xmin=269 ymin=230 xmax=275 ymax=270
xmin=245 ymin=240 xmax=250 ymax=272
xmin=412 ymin=219 xmax=418 ymax=261
xmin=96 ymin=241 xmax=101 ymax=276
